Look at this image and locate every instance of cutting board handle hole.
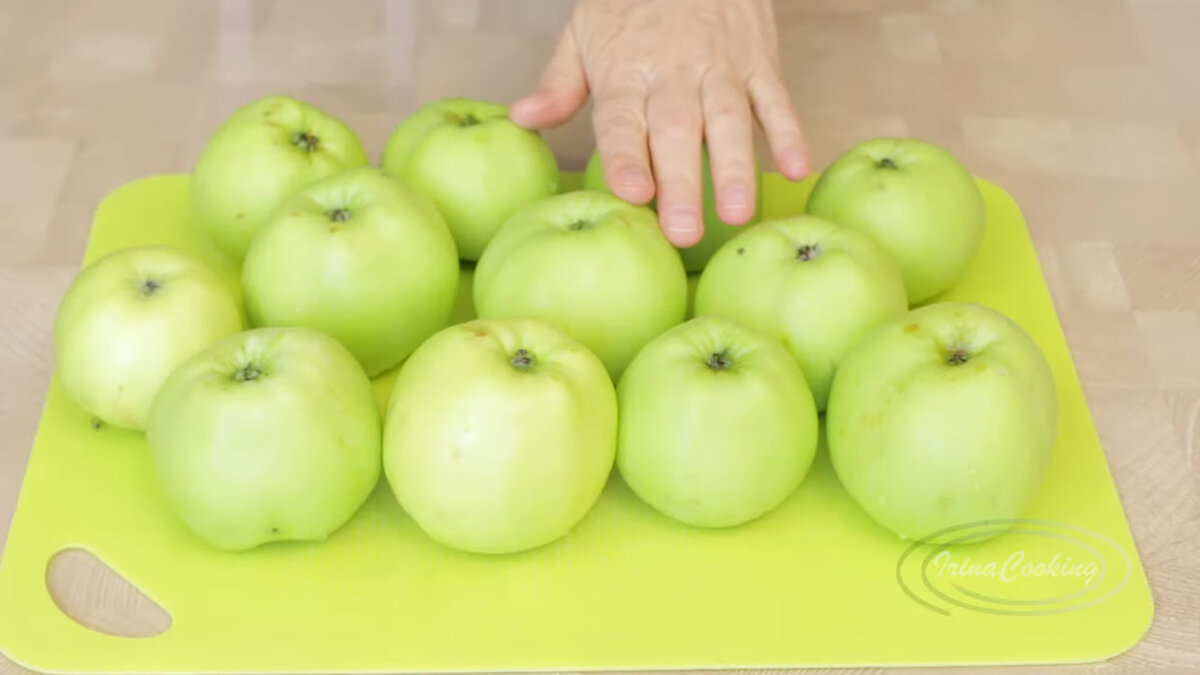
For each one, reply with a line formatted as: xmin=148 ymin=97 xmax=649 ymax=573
xmin=46 ymin=548 xmax=172 ymax=638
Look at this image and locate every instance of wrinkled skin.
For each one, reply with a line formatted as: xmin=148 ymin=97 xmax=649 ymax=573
xmin=510 ymin=0 xmax=808 ymax=246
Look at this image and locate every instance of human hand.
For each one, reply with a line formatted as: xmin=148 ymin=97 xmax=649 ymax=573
xmin=509 ymin=0 xmax=808 ymax=247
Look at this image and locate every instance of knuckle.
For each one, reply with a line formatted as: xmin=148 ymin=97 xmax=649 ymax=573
xmin=710 ymin=158 xmax=754 ymax=182
xmin=650 ymin=107 xmax=701 ymax=134
xmin=651 ymin=64 xmax=700 ymax=87
xmin=604 ymin=153 xmax=646 ymax=171
xmin=593 ymin=74 xmax=643 ymax=100
xmin=760 ymin=101 xmax=798 ymax=131
xmin=707 ymin=100 xmax=747 ymax=124
xmin=595 ymin=105 xmax=644 ymax=134
xmin=765 ymin=96 xmax=797 ymax=125
xmin=650 ymin=150 xmax=702 ymax=185
xmin=652 ymin=126 xmax=702 ymax=149
xmin=541 ymin=63 xmax=572 ymax=85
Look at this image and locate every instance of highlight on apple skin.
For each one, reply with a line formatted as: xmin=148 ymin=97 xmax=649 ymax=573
xmin=54 ymin=245 xmax=243 ymax=430
xmin=694 ymin=214 xmax=908 ymax=410
xmin=241 ymin=166 xmax=460 ymax=377
xmin=825 ymin=301 xmax=1058 ymax=541
xmin=806 ymin=138 xmax=985 ymax=304
xmin=192 ymin=95 xmax=370 ymax=259
xmin=473 ymin=190 xmax=688 ymax=380
xmin=383 ymin=317 xmax=617 ymax=555
xmin=616 ymin=315 xmax=820 ymax=528
xmin=381 ymin=97 xmax=560 ymax=261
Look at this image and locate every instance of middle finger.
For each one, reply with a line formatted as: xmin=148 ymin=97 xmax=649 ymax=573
xmin=646 ymin=80 xmax=704 ymax=247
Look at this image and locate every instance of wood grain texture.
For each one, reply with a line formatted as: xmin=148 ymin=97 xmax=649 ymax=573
xmin=0 ymin=0 xmax=1196 ymax=672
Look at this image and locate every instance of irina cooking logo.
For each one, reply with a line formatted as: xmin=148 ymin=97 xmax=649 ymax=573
xmin=896 ymin=519 xmax=1132 ymax=616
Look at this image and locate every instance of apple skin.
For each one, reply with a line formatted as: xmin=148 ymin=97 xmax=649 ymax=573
xmin=583 ymin=147 xmax=764 ymax=272
xmin=192 ymin=96 xmax=370 ymax=259
xmin=694 ymin=214 xmax=907 ymax=410
xmin=242 ymin=166 xmax=459 ymax=377
xmin=53 ymin=246 xmax=242 ymax=430
xmin=582 ymin=150 xmax=607 ymax=193
xmin=147 ymin=327 xmax=381 ymax=551
xmin=805 ymin=138 xmax=985 ymax=304
xmin=381 ymin=98 xmax=559 ymax=261
xmin=473 ymin=190 xmax=688 ymax=380
xmin=617 ymin=315 xmax=819 ymax=527
xmin=825 ymin=302 xmax=1058 ymax=541
xmin=383 ymin=317 xmax=617 ymax=554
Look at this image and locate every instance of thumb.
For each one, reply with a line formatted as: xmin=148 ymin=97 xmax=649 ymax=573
xmin=510 ymin=29 xmax=588 ymax=130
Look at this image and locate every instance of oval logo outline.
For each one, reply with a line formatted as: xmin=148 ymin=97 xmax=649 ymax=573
xmin=896 ymin=519 xmax=1132 ymax=617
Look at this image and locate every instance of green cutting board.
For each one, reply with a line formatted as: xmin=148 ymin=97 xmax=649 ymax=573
xmin=0 ymin=171 xmax=1152 ymax=673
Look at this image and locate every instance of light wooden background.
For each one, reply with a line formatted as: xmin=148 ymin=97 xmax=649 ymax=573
xmin=0 ymin=0 xmax=1197 ymax=673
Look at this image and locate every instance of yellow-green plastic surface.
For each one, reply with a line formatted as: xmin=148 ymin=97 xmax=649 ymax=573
xmin=0 ymin=172 xmax=1152 ymax=673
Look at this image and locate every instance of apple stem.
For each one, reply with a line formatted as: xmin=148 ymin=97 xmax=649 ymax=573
xmin=449 ymin=112 xmax=482 ymax=127
xmin=292 ymin=131 xmax=320 ymax=152
xmin=139 ymin=278 xmax=162 ymax=296
xmin=510 ymin=349 xmax=536 ymax=371
xmin=796 ymin=244 xmax=821 ymax=261
xmin=706 ymin=350 xmax=733 ymax=371
xmin=878 ymin=157 xmax=898 ymax=169
xmin=234 ymin=364 xmax=264 ymax=382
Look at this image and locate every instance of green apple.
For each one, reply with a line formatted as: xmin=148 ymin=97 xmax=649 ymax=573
xmin=473 ymin=190 xmax=688 ymax=379
xmin=583 ymin=146 xmax=764 ymax=272
xmin=826 ymin=302 xmax=1058 ymax=540
xmin=694 ymin=214 xmax=907 ymax=410
xmin=192 ymin=95 xmax=369 ymax=259
xmin=805 ymin=138 xmax=985 ymax=304
xmin=242 ymin=166 xmax=459 ymax=377
xmin=53 ymin=246 xmax=242 ymax=430
xmin=617 ymin=315 xmax=819 ymax=527
xmin=384 ymin=317 xmax=616 ymax=554
xmin=582 ymin=150 xmax=607 ymax=193
xmin=381 ymin=98 xmax=559 ymax=261
xmin=147 ymin=327 xmax=381 ymax=551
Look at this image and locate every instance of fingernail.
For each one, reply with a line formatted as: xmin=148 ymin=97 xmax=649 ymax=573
xmin=508 ymin=98 xmax=537 ymax=122
xmin=616 ymin=167 xmax=649 ymax=190
xmin=664 ymin=206 xmax=701 ymax=244
xmin=780 ymin=149 xmax=808 ymax=178
xmin=723 ymin=185 xmax=753 ymax=212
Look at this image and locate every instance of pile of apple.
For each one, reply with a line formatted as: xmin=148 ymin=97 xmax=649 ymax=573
xmin=53 ymin=95 xmax=1058 ymax=554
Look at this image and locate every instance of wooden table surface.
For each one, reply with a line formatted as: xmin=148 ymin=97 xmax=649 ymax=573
xmin=1 ymin=0 xmax=1197 ymax=673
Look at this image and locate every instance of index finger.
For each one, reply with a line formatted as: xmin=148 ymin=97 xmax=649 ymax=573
xmin=592 ymin=77 xmax=655 ymax=205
